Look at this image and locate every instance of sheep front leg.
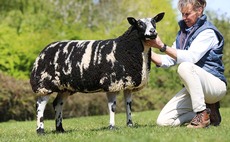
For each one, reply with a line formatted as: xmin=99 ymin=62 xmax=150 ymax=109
xmin=36 ymin=95 xmax=50 ymax=134
xmin=106 ymin=92 xmax=117 ymax=129
xmin=124 ymin=90 xmax=133 ymax=127
xmin=53 ymin=92 xmax=69 ymax=133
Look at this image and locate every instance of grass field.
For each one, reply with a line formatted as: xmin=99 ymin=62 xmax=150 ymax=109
xmin=0 ymin=108 xmax=230 ymax=142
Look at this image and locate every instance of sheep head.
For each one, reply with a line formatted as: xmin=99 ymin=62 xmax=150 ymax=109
xmin=127 ymin=12 xmax=165 ymax=40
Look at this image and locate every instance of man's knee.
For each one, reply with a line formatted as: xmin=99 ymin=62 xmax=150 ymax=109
xmin=177 ymin=62 xmax=193 ymax=75
xmin=156 ymin=116 xmax=180 ymax=126
xmin=156 ymin=117 xmax=168 ymax=126
xmin=157 ymin=116 xmax=172 ymax=126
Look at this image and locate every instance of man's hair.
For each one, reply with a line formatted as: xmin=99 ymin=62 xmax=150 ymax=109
xmin=178 ymin=0 xmax=206 ymax=12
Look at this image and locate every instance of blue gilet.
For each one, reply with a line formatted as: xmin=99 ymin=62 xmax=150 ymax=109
xmin=176 ymin=14 xmax=227 ymax=85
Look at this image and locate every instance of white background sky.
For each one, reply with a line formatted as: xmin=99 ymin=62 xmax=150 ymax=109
xmin=172 ymin=0 xmax=230 ymax=18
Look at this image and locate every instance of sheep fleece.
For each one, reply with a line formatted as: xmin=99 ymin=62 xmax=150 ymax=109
xmin=30 ymin=30 xmax=151 ymax=94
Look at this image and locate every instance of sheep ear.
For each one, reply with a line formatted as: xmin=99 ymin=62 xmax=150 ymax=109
xmin=153 ymin=12 xmax=165 ymax=23
xmin=127 ymin=17 xmax=138 ymax=26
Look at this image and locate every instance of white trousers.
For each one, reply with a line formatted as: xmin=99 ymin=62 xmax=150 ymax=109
xmin=157 ymin=62 xmax=227 ymax=126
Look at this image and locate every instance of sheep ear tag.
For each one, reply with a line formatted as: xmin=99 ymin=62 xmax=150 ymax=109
xmin=127 ymin=17 xmax=137 ymax=26
xmin=153 ymin=12 xmax=165 ymax=23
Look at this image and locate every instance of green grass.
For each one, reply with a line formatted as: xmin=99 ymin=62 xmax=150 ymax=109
xmin=1 ymin=108 xmax=230 ymax=142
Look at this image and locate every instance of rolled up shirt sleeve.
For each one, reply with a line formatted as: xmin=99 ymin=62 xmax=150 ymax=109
xmin=159 ymin=54 xmax=176 ymax=68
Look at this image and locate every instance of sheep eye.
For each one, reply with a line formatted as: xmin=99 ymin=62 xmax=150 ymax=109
xmin=138 ymin=22 xmax=145 ymax=29
xmin=138 ymin=23 xmax=142 ymax=27
xmin=151 ymin=19 xmax=156 ymax=27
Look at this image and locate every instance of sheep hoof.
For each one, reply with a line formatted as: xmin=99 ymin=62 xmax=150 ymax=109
xmin=56 ymin=125 xmax=65 ymax=133
xmin=127 ymin=120 xmax=133 ymax=127
xmin=108 ymin=125 xmax=115 ymax=130
xmin=37 ymin=128 xmax=45 ymax=135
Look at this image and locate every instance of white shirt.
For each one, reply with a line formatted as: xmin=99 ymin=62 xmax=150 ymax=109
xmin=160 ymin=29 xmax=219 ymax=68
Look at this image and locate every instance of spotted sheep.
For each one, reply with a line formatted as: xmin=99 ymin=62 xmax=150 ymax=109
xmin=30 ymin=12 xmax=165 ymax=134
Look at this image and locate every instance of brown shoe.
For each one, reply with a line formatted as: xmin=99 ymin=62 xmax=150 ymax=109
xmin=187 ymin=108 xmax=211 ymax=128
xmin=206 ymin=102 xmax=221 ymax=126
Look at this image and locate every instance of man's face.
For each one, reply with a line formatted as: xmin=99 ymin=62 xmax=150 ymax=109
xmin=180 ymin=4 xmax=202 ymax=27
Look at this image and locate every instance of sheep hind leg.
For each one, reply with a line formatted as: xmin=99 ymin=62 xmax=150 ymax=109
xmin=36 ymin=95 xmax=50 ymax=134
xmin=124 ymin=90 xmax=133 ymax=127
xmin=106 ymin=92 xmax=117 ymax=129
xmin=53 ymin=91 xmax=70 ymax=133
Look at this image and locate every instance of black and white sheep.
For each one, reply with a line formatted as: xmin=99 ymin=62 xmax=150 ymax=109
xmin=30 ymin=12 xmax=165 ymax=134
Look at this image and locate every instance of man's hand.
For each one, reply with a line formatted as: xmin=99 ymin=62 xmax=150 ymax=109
xmin=145 ymin=36 xmax=164 ymax=49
